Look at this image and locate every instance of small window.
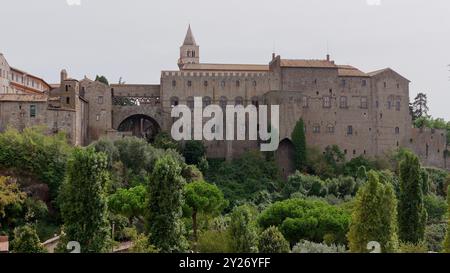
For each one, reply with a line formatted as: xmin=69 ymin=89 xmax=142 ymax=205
xmin=353 ymin=150 xmax=356 ymax=155
xmin=30 ymin=105 xmax=36 ymax=118
xmin=327 ymin=125 xmax=335 ymax=134
xmin=347 ymin=125 xmax=353 ymax=135
xmin=219 ymin=96 xmax=227 ymax=109
xmin=251 ymin=97 xmax=259 ymax=107
xmin=302 ymin=96 xmax=309 ymax=108
xmin=253 ymin=81 xmax=257 ymax=87
xmin=172 ymin=80 xmax=176 ymax=87
xmin=313 ymin=125 xmax=321 ymax=134
xmin=170 ymin=96 xmax=179 ymax=107
xmin=395 ymin=127 xmax=400 ymax=134
xmin=187 ymin=97 xmax=194 ymax=109
xmin=236 ymin=80 xmax=240 ymax=87
xmin=235 ymin=96 xmax=244 ymax=106
xmin=187 ymin=80 xmax=192 ymax=87
xmin=98 ymin=96 xmax=104 ymax=104
xmin=323 ymin=96 xmax=331 ymax=108
xmin=203 ymin=96 xmax=212 ymax=107
xmin=65 ymin=85 xmax=69 ymax=92
xmin=340 ymin=96 xmax=348 ymax=108
xmin=66 ymin=97 xmax=70 ymax=104
xmin=384 ymin=82 xmax=387 ymax=88
xmin=341 ymin=79 xmax=346 ymax=87
xmin=396 ymin=100 xmax=401 ymax=111
xmin=204 ymin=81 xmax=208 ymax=87
xmin=397 ymin=83 xmax=400 ymax=89
xmin=360 ymin=96 xmax=368 ymax=109
xmin=221 ymin=81 xmax=226 ymax=87
xmin=362 ymin=79 xmax=367 ymax=87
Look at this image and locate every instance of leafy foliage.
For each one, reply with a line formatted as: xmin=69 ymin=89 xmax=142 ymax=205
xmin=398 ymin=152 xmax=427 ymax=244
xmin=58 ymin=148 xmax=111 ymax=253
xmin=184 ymin=181 xmax=228 ymax=240
xmin=291 ymin=119 xmax=306 ymax=171
xmin=229 ymin=204 xmax=259 ymax=253
xmin=259 ymin=198 xmax=350 ymax=245
xmin=0 ymin=177 xmax=26 ymax=219
xmin=258 ymin=226 xmax=290 ymax=253
xmin=95 ymin=75 xmax=109 ymax=85
xmin=182 ymin=140 xmax=206 ymax=166
xmin=146 ymin=155 xmax=187 ymax=253
xmin=108 ymin=185 xmax=147 ymax=223
xmin=347 ymin=171 xmax=398 ymax=253
xmin=11 ymin=224 xmax=47 ymax=253
xmin=424 ymin=194 xmax=447 ymax=223
xmin=291 ymin=240 xmax=347 ymax=253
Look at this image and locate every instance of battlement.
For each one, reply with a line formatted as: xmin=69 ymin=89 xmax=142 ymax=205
xmin=161 ymin=70 xmax=269 ymax=78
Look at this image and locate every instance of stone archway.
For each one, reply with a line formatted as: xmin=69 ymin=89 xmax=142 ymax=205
xmin=118 ymin=114 xmax=161 ymax=143
xmin=276 ymin=138 xmax=296 ymax=180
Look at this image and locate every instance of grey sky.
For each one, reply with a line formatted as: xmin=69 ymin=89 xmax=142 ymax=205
xmin=1 ymin=0 xmax=449 ymax=119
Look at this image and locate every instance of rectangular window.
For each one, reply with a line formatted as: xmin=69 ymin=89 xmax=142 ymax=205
xmin=30 ymin=105 xmax=36 ymax=118
xmin=302 ymin=96 xmax=309 ymax=108
xmin=98 ymin=96 xmax=104 ymax=104
xmin=362 ymin=80 xmax=367 ymax=87
xmin=360 ymin=96 xmax=368 ymax=109
xmin=340 ymin=96 xmax=348 ymax=108
xmin=396 ymin=100 xmax=401 ymax=111
xmin=347 ymin=125 xmax=353 ymax=135
xmin=66 ymin=97 xmax=70 ymax=104
xmin=323 ymin=96 xmax=331 ymax=108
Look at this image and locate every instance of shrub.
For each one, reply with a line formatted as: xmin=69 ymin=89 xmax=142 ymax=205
xmin=259 ymin=198 xmax=350 ymax=245
xmin=425 ymin=223 xmax=447 ymax=253
xmin=291 ymin=240 xmax=347 ymax=253
xmin=258 ymin=226 xmax=290 ymax=253
xmin=424 ymin=194 xmax=447 ymax=223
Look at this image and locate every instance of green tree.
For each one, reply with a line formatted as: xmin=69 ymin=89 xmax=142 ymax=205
xmin=182 ymin=140 xmax=206 ymax=166
xmin=153 ymin=132 xmax=180 ymax=151
xmin=11 ymin=225 xmax=47 ymax=253
xmin=108 ymin=185 xmax=147 ymax=225
xmin=229 ymin=204 xmax=259 ymax=253
xmin=0 ymin=177 xmax=26 ymax=219
xmin=95 ymin=75 xmax=109 ymax=85
xmin=443 ymin=186 xmax=450 ymax=253
xmin=58 ymin=148 xmax=111 ymax=253
xmin=184 ymin=181 xmax=228 ymax=241
xmin=146 ymin=155 xmax=187 ymax=253
xmin=411 ymin=92 xmax=429 ymax=121
xmin=258 ymin=226 xmax=290 ymax=253
xmin=291 ymin=119 xmax=307 ymax=171
xmin=398 ymin=152 xmax=427 ymax=244
xmin=347 ymin=171 xmax=398 ymax=253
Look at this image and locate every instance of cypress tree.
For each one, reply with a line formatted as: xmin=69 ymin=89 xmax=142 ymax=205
xmin=291 ymin=118 xmax=307 ymax=171
xmin=59 ymin=148 xmax=111 ymax=253
xmin=398 ymin=152 xmax=427 ymax=244
xmin=348 ymin=171 xmax=398 ymax=253
xmin=146 ymin=155 xmax=187 ymax=253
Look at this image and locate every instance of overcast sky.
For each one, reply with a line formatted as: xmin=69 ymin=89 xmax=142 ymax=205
xmin=1 ymin=0 xmax=449 ymax=119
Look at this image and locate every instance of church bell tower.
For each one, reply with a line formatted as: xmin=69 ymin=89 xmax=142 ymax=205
xmin=178 ymin=25 xmax=200 ymax=69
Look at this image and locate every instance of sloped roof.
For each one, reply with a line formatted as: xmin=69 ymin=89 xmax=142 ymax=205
xmin=280 ymin=59 xmax=337 ymax=68
xmin=183 ymin=25 xmax=197 ymax=46
xmin=337 ymin=65 xmax=368 ymax=77
xmin=367 ymin=67 xmax=410 ymax=82
xmin=181 ymin=63 xmax=269 ymax=72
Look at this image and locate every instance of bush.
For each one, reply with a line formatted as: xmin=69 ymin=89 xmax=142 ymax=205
xmin=258 ymin=226 xmax=290 ymax=253
xmin=291 ymin=240 xmax=347 ymax=253
xmin=182 ymin=140 xmax=206 ymax=166
xmin=11 ymin=224 xmax=47 ymax=253
xmin=197 ymin=230 xmax=232 ymax=253
xmin=424 ymin=194 xmax=447 ymax=223
xmin=258 ymin=198 xmax=350 ymax=245
xmin=425 ymin=224 xmax=447 ymax=253
xmin=398 ymin=241 xmax=428 ymax=253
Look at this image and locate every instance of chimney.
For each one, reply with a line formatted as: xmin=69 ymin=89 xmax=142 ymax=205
xmin=272 ymin=52 xmax=276 ymax=60
xmin=326 ymin=54 xmax=330 ymax=61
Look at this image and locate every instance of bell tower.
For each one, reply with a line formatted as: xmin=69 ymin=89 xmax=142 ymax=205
xmin=178 ymin=25 xmax=200 ymax=69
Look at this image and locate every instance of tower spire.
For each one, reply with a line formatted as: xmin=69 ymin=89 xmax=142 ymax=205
xmin=183 ymin=24 xmax=197 ymax=46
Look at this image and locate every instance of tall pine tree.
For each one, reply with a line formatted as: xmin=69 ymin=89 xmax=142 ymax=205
xmin=146 ymin=155 xmax=187 ymax=253
xmin=398 ymin=152 xmax=427 ymax=244
xmin=291 ymin=118 xmax=307 ymax=171
xmin=59 ymin=148 xmax=111 ymax=253
xmin=348 ymin=171 xmax=398 ymax=253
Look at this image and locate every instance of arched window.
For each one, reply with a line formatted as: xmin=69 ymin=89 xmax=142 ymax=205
xmin=235 ymin=96 xmax=244 ymax=106
xmin=219 ymin=96 xmax=228 ymax=109
xmin=203 ymin=96 xmax=212 ymax=107
xmin=170 ymin=96 xmax=179 ymax=107
xmin=187 ymin=96 xmax=194 ymax=110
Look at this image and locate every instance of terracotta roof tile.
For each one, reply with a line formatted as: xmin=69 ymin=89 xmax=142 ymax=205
xmin=280 ymin=59 xmax=337 ymax=68
xmin=337 ymin=65 xmax=368 ymax=77
xmin=182 ymin=63 xmax=269 ymax=72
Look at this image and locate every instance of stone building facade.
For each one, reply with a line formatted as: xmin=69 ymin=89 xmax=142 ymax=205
xmin=0 ymin=26 xmax=448 ymax=175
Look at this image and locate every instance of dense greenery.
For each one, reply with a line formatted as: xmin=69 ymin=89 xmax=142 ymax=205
xmin=347 ymin=171 xmax=398 ymax=253
xmin=398 ymin=152 xmax=427 ymax=244
xmin=292 ymin=119 xmax=307 ymax=171
xmin=146 ymin=155 xmax=187 ymax=253
xmin=58 ymin=148 xmax=111 ymax=253
xmin=258 ymin=198 xmax=350 ymax=245
xmin=0 ymin=127 xmax=449 ymax=253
